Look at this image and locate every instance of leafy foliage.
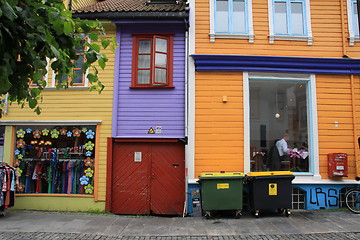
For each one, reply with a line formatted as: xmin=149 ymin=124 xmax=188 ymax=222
xmin=0 ymin=0 xmax=115 ymax=114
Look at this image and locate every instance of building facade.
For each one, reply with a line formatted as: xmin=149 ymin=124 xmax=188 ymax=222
xmin=189 ymin=0 xmax=360 ymax=211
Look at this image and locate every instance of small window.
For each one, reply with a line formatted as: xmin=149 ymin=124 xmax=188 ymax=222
xmin=53 ymin=40 xmax=88 ymax=87
xmin=347 ymin=0 xmax=360 ymax=46
xmin=210 ymin=0 xmax=254 ymax=42
xmin=132 ymin=34 xmax=173 ymax=88
xmin=268 ymin=0 xmax=312 ymax=45
xmin=30 ymin=59 xmax=50 ymax=88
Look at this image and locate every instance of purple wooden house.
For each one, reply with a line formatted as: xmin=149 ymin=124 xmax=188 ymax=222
xmin=74 ymin=0 xmax=189 ymax=215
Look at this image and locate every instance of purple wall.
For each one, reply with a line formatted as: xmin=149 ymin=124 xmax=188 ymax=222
xmin=113 ymin=23 xmax=186 ymax=138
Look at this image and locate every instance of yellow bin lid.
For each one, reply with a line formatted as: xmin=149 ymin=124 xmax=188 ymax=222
xmin=200 ymin=172 xmax=244 ymax=178
xmin=247 ymin=171 xmax=293 ymax=177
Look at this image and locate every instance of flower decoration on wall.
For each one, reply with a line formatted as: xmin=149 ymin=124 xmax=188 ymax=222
xmin=84 ymin=184 xmax=94 ymax=194
xmin=60 ymin=128 xmax=68 ymax=135
xmin=72 ymin=128 xmax=82 ymax=137
xmin=17 ymin=154 xmax=24 ymax=160
xmin=14 ymin=159 xmax=21 ymax=167
xmin=16 ymin=129 xmax=25 ymax=138
xmin=84 ymin=167 xmax=94 ymax=178
xmin=66 ymin=131 xmax=72 ymax=137
xmin=84 ymin=157 xmax=94 ymax=167
xmin=16 ymin=167 xmax=23 ymax=177
xmin=85 ymin=141 xmax=94 ymax=151
xmin=26 ymin=128 xmax=32 ymax=134
xmin=17 ymin=182 xmax=25 ymax=192
xmin=85 ymin=151 xmax=92 ymax=157
xmin=82 ymin=127 xmax=87 ymax=133
xmin=16 ymin=139 xmax=26 ymax=148
xmin=33 ymin=129 xmax=41 ymax=138
xmin=14 ymin=149 xmax=20 ymax=155
xmin=80 ymin=176 xmax=89 ymax=185
xmin=86 ymin=130 xmax=95 ymax=139
xmin=0 ymin=99 xmax=4 ymax=108
xmin=50 ymin=129 xmax=60 ymax=139
xmin=42 ymin=128 xmax=49 ymax=136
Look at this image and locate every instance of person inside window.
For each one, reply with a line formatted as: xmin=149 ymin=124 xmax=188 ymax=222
xmin=276 ymin=133 xmax=290 ymax=161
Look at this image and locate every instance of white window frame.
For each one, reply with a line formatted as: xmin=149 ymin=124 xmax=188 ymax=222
xmin=243 ymin=72 xmax=321 ymax=182
xmin=347 ymin=0 xmax=360 ymax=46
xmin=209 ymin=0 xmax=254 ymax=43
xmin=268 ymin=0 xmax=313 ymax=45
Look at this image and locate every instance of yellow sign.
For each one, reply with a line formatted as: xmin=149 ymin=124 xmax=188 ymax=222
xmin=148 ymin=127 xmax=155 ymax=134
xmin=269 ymin=183 xmax=277 ymax=195
xmin=217 ymin=183 xmax=229 ymax=189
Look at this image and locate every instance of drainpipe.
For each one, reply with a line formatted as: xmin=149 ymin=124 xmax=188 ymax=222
xmin=340 ymin=0 xmax=347 ymax=56
xmin=350 ymin=75 xmax=359 ymax=177
xmin=183 ymin=23 xmax=189 ymax=218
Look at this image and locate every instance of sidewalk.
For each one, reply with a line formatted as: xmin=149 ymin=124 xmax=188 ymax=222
xmin=0 ymin=210 xmax=359 ymax=239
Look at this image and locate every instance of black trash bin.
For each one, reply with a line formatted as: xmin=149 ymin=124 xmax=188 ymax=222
xmin=246 ymin=171 xmax=295 ymax=217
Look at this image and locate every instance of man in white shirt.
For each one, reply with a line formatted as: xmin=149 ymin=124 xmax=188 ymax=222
xmin=276 ymin=134 xmax=290 ymax=158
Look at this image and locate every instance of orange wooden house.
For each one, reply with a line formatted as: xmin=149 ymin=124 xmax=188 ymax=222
xmin=187 ymin=0 xmax=360 ymax=211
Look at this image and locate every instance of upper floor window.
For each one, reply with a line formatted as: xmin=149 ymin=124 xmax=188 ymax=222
xmin=347 ymin=0 xmax=360 ymax=46
xmin=131 ymin=34 xmax=174 ymax=88
xmin=52 ymin=40 xmax=89 ymax=88
xmin=210 ymin=0 xmax=254 ymax=42
xmin=268 ymin=0 xmax=313 ymax=45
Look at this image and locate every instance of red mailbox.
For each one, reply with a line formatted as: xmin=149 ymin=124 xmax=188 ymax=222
xmin=328 ymin=153 xmax=348 ymax=178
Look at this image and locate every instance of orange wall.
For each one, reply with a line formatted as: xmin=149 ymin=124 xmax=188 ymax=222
xmin=195 ymin=0 xmax=360 ymax=59
xmin=316 ymin=74 xmax=360 ymax=179
xmin=195 ymin=72 xmax=244 ymax=177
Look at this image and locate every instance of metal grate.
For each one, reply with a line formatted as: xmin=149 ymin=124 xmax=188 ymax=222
xmin=292 ymin=187 xmax=306 ymax=210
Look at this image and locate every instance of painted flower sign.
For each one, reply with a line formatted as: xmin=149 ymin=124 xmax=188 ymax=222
xmin=72 ymin=128 xmax=82 ymax=137
xmin=84 ymin=168 xmax=94 ymax=178
xmin=84 ymin=157 xmax=94 ymax=167
xmin=42 ymin=128 xmax=49 ymax=136
xmin=33 ymin=129 xmax=41 ymax=138
xmin=85 ymin=141 xmax=94 ymax=151
xmin=84 ymin=184 xmax=94 ymax=194
xmin=16 ymin=139 xmax=26 ymax=148
xmin=86 ymin=129 xmax=95 ymax=139
xmin=16 ymin=129 xmax=25 ymax=138
xmin=50 ymin=129 xmax=60 ymax=138
xmin=80 ymin=176 xmax=89 ymax=185
xmin=60 ymin=128 xmax=68 ymax=135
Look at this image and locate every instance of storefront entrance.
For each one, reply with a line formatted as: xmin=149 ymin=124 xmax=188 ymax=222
xmin=108 ymin=139 xmax=185 ymax=215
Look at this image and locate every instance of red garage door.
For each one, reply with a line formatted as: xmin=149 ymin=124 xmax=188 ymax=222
xmin=109 ymin=140 xmax=185 ymax=215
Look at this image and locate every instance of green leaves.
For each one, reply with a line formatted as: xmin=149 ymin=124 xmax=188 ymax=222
xmin=0 ymin=0 xmax=115 ymax=115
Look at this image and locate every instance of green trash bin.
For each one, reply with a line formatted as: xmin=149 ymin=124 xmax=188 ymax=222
xmin=198 ymin=172 xmax=245 ymax=219
xmin=246 ymin=171 xmax=295 ymax=217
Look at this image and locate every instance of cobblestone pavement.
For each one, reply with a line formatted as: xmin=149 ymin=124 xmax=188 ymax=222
xmin=1 ymin=232 xmax=360 ymax=240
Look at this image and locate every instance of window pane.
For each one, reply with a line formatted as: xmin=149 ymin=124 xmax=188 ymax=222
xmin=73 ymin=70 xmax=83 ymax=84
xmin=354 ymin=2 xmax=359 ymax=36
xmin=291 ymin=2 xmax=304 ymax=34
xmin=14 ymin=125 xmax=96 ymax=194
xmin=138 ymin=70 xmax=150 ymax=84
xmin=138 ymin=55 xmax=150 ymax=68
xmin=216 ymin=0 xmax=229 ymax=32
xmin=233 ymin=0 xmax=246 ymax=33
xmin=156 ymin=38 xmax=168 ymax=52
xmin=138 ymin=40 xmax=151 ymax=53
xmin=155 ymin=53 xmax=167 ymax=68
xmin=75 ymin=55 xmax=85 ymax=68
xmin=249 ymin=80 xmax=309 ymax=173
xmin=155 ymin=68 xmax=167 ymax=84
xmin=274 ymin=2 xmax=288 ymax=34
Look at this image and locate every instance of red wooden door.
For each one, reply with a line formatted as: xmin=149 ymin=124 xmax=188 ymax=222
xmin=150 ymin=142 xmax=185 ymax=215
xmin=110 ymin=141 xmax=185 ymax=215
xmin=111 ymin=143 xmax=151 ymax=214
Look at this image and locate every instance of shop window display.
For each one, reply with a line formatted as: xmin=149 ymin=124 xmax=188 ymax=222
xmin=14 ymin=126 xmax=96 ymax=195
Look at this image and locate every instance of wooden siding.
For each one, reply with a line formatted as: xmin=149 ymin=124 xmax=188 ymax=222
xmin=195 ymin=72 xmax=244 ymax=177
xmin=195 ymin=0 xmax=360 ymax=59
xmin=0 ymin=24 xmax=116 ymax=202
xmin=115 ymin=24 xmax=185 ymax=138
xmin=316 ymin=74 xmax=360 ymax=179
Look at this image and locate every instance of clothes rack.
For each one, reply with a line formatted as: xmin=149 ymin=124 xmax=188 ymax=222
xmin=0 ymin=162 xmax=18 ymax=217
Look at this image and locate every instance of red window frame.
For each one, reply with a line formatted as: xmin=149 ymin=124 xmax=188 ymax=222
xmin=131 ymin=34 xmax=174 ymax=88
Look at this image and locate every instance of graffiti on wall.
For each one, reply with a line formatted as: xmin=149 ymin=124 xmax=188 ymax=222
xmin=309 ymin=187 xmax=339 ymax=208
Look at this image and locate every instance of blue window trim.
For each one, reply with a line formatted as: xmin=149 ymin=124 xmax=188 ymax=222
xmin=192 ymin=54 xmax=360 ymax=75
xmin=215 ymin=0 xmax=249 ymax=34
xmin=273 ymin=0 xmax=307 ymax=36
